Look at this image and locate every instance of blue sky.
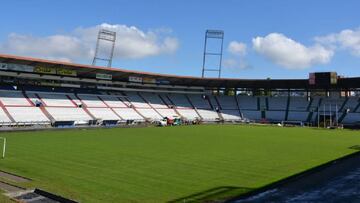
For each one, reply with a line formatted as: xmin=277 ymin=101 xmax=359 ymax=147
xmin=0 ymin=0 xmax=360 ymax=79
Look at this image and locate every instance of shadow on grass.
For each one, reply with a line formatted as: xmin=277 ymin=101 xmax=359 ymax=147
xmin=349 ymin=145 xmax=360 ymax=150
xmin=168 ymin=186 xmax=253 ymax=203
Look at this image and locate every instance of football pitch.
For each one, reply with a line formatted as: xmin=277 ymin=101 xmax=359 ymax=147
xmin=1 ymin=125 xmax=360 ymax=202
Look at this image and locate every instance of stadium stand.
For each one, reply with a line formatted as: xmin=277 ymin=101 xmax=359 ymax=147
xmin=0 ymin=54 xmax=359 ymax=128
xmin=112 ymin=108 xmax=143 ymax=120
xmin=187 ymin=94 xmax=211 ymax=109
xmin=268 ymin=97 xmax=288 ymax=110
xmin=237 ymin=96 xmax=258 ymax=110
xmin=87 ymin=108 xmax=120 ymax=120
xmin=136 ymin=108 xmax=162 ymax=120
xmin=46 ymin=107 xmax=92 ymax=124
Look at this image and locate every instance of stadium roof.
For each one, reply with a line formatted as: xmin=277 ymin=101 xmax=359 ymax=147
xmin=0 ymin=53 xmax=359 ymax=90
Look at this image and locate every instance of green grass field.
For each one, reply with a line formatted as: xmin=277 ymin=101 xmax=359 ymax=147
xmin=1 ymin=125 xmax=360 ymax=202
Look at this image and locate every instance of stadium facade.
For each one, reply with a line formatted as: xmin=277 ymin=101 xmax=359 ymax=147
xmin=0 ymin=53 xmax=360 ymax=127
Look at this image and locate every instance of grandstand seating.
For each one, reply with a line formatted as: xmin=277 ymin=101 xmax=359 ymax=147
xmin=7 ymin=107 xmax=50 ymax=123
xmin=156 ymin=108 xmax=179 ymax=118
xmin=242 ymin=110 xmax=262 ymax=121
xmin=99 ymin=95 xmax=127 ymax=108
xmin=268 ymin=97 xmax=288 ymax=110
xmin=0 ymin=91 xmax=32 ymax=106
xmin=287 ymin=111 xmax=309 ymax=122
xmin=187 ymin=94 xmax=211 ymax=109
xmin=289 ymin=97 xmax=309 ymax=111
xmin=319 ymin=97 xmax=345 ymax=112
xmin=112 ymin=108 xmax=144 ymax=120
xmin=266 ymin=111 xmax=286 ymax=122
xmin=216 ymin=95 xmax=238 ymax=109
xmin=45 ymin=107 xmax=92 ymax=124
xmin=237 ymin=96 xmax=258 ymax=110
xmin=76 ymin=94 xmax=107 ymax=107
xmin=343 ymin=97 xmax=359 ymax=112
xmin=35 ymin=92 xmax=75 ymax=107
xmin=342 ymin=113 xmax=360 ymax=124
xmin=87 ymin=108 xmax=120 ymax=120
xmin=176 ymin=109 xmax=199 ymax=120
xmin=197 ymin=109 xmax=219 ymax=121
xmin=167 ymin=94 xmax=192 ymax=108
xmin=309 ymin=97 xmax=322 ymax=110
xmin=140 ymin=93 xmax=168 ymax=108
xmin=0 ymin=108 xmax=12 ymax=123
xmin=221 ymin=110 xmax=242 ymax=120
xmin=125 ymin=92 xmax=151 ymax=108
xmin=0 ymin=88 xmax=358 ymax=127
xmin=136 ymin=108 xmax=162 ymax=120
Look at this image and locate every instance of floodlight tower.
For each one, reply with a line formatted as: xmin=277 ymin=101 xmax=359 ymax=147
xmin=201 ymin=30 xmax=224 ymax=78
xmin=92 ymin=29 xmax=117 ymax=67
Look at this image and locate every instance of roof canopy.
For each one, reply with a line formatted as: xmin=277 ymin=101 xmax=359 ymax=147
xmin=0 ymin=53 xmax=359 ymax=90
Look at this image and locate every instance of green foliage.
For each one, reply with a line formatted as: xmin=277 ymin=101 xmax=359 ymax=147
xmin=1 ymin=125 xmax=360 ymax=202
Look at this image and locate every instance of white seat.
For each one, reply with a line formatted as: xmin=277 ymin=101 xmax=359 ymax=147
xmin=7 ymin=107 xmax=49 ymax=123
xmin=197 ymin=109 xmax=219 ymax=121
xmin=156 ymin=108 xmax=179 ymax=118
xmin=177 ymin=109 xmax=200 ymax=120
xmin=221 ymin=110 xmax=241 ymax=120
xmin=125 ymin=92 xmax=151 ymax=108
xmin=36 ymin=92 xmax=75 ymax=107
xmin=99 ymin=95 xmax=127 ymax=108
xmin=112 ymin=108 xmax=143 ymax=120
xmin=46 ymin=107 xmax=92 ymax=123
xmin=167 ymin=94 xmax=192 ymax=108
xmin=87 ymin=108 xmax=120 ymax=120
xmin=76 ymin=94 xmax=107 ymax=107
xmin=0 ymin=108 xmax=11 ymax=123
xmin=0 ymin=91 xmax=32 ymax=106
xmin=140 ymin=93 xmax=168 ymax=108
xmin=136 ymin=108 xmax=162 ymax=120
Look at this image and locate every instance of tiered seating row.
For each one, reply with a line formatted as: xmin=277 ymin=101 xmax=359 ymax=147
xmin=0 ymin=90 xmax=358 ymax=125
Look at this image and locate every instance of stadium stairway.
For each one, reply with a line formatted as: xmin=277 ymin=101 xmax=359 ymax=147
xmin=73 ymin=94 xmax=96 ymax=120
xmin=353 ymin=98 xmax=360 ymax=112
xmin=339 ymin=97 xmax=349 ymax=112
xmin=137 ymin=92 xmax=163 ymax=119
xmin=0 ymin=100 xmax=15 ymax=123
xmin=285 ymin=96 xmax=290 ymax=121
xmin=97 ymin=96 xmax=124 ymax=120
xmin=185 ymin=95 xmax=203 ymax=119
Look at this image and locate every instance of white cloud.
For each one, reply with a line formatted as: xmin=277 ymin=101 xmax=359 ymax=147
xmin=228 ymin=41 xmax=247 ymax=56
xmin=315 ymin=28 xmax=360 ymax=56
xmin=0 ymin=23 xmax=179 ymax=62
xmin=253 ymin=33 xmax=334 ymax=69
xmin=223 ymin=58 xmax=252 ymax=71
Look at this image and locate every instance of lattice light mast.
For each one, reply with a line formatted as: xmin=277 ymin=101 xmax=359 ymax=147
xmin=92 ymin=29 xmax=117 ymax=67
xmin=201 ymin=30 xmax=224 ymax=78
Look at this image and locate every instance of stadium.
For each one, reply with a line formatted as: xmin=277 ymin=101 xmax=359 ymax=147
xmin=0 ymin=52 xmax=359 ymax=202
xmin=2 ymin=1 xmax=360 ymax=203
